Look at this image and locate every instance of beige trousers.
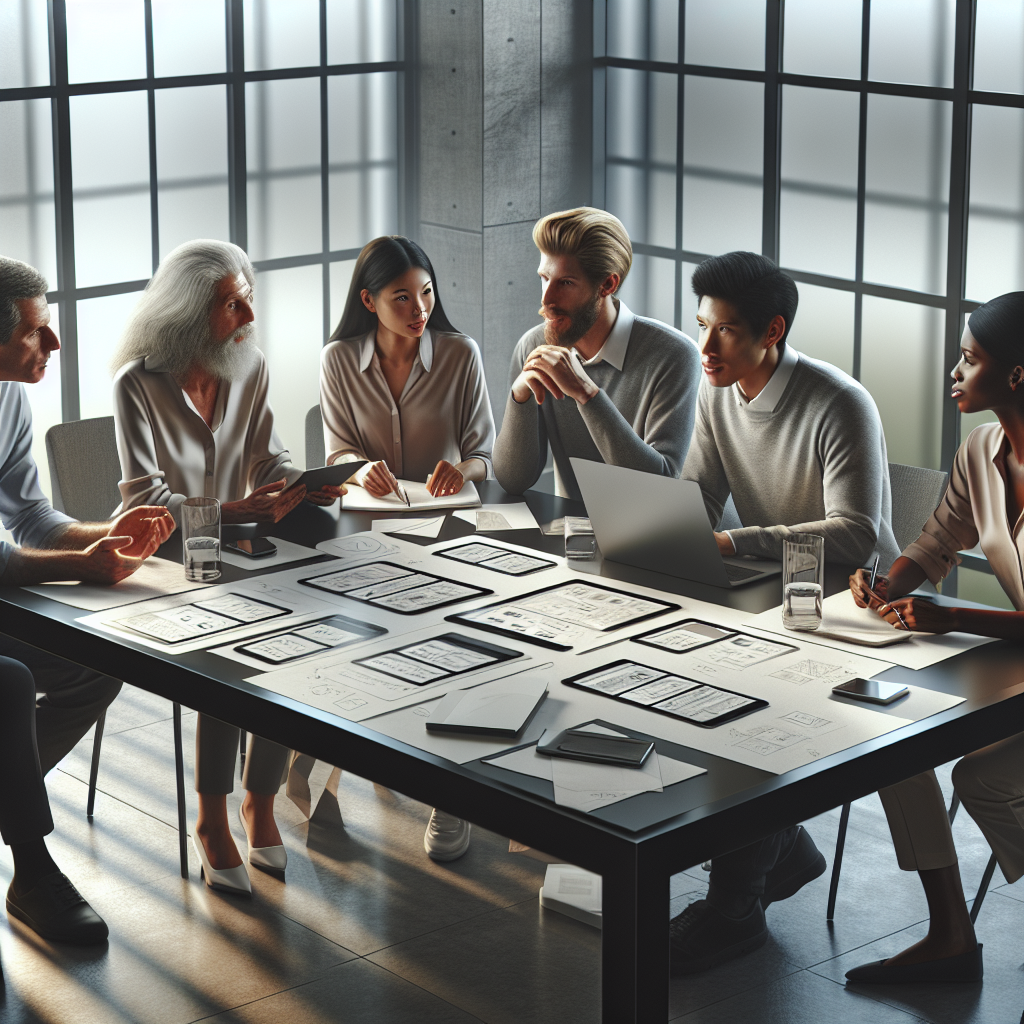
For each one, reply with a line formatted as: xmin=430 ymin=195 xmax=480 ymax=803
xmin=879 ymin=731 xmax=1024 ymax=883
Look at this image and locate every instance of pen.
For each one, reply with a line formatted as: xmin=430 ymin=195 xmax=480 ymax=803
xmin=398 ymin=483 xmax=411 ymax=507
xmin=868 ymin=554 xmax=879 ymax=593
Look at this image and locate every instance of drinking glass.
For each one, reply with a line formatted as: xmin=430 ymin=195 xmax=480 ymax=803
xmin=182 ymin=497 xmax=221 ymax=582
xmin=782 ymin=533 xmax=824 ymax=630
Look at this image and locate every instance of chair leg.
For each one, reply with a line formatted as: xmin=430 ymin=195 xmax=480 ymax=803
xmin=969 ymin=852 xmax=998 ymax=925
xmin=173 ymin=703 xmax=189 ymax=879
xmin=827 ymin=802 xmax=852 ymax=921
xmin=87 ymin=710 xmax=106 ymax=819
xmin=948 ymin=792 xmax=960 ymax=825
xmin=239 ymin=729 xmax=246 ymax=781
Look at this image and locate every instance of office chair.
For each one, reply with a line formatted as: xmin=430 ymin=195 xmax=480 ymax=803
xmin=824 ymin=462 xmax=1003 ymax=922
xmin=45 ymin=417 xmax=190 ymax=878
xmin=305 ymin=403 xmax=325 ymax=470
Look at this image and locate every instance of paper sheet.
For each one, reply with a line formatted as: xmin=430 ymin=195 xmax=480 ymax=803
xmin=80 ymin=578 xmax=338 ymax=653
xmin=315 ymin=532 xmax=402 ymax=563
xmin=488 ymin=724 xmax=705 ymax=812
xmin=745 ymin=590 xmax=996 ymax=669
xmin=372 ymin=517 xmax=445 ymax=538
xmin=453 ymin=503 xmax=540 ymax=532
xmin=25 ymin=555 xmax=207 ymax=610
xmin=342 ymin=480 xmax=480 ymax=512
xmin=220 ymin=536 xmax=323 ymax=570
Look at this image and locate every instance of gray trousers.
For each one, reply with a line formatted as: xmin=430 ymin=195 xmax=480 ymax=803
xmin=0 ymin=635 xmax=121 ymax=846
xmin=195 ymin=714 xmax=289 ymax=796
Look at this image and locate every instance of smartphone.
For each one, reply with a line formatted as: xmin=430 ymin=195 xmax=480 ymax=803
xmin=224 ymin=537 xmax=277 ymax=559
xmin=538 ymin=727 xmax=654 ymax=767
xmin=832 ymin=677 xmax=910 ymax=705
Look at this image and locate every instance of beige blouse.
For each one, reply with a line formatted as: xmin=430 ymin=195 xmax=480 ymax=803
xmin=904 ymin=423 xmax=1024 ymax=610
xmin=113 ymin=351 xmax=301 ymax=521
xmin=319 ymin=329 xmax=495 ymax=481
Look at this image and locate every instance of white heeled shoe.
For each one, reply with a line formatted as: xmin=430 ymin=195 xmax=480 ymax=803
xmin=191 ymin=831 xmax=252 ymax=896
xmin=238 ymin=804 xmax=288 ymax=873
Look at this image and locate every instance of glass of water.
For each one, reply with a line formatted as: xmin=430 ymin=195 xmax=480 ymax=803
xmin=782 ymin=533 xmax=824 ymax=630
xmin=182 ymin=497 xmax=221 ymax=582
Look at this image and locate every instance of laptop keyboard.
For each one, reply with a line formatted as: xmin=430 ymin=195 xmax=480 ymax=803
xmin=725 ymin=563 xmax=762 ymax=582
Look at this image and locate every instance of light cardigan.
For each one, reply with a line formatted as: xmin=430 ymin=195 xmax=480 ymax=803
xmin=319 ymin=329 xmax=495 ymax=480
xmin=113 ymin=351 xmax=300 ymax=521
xmin=904 ymin=422 xmax=1024 ymax=610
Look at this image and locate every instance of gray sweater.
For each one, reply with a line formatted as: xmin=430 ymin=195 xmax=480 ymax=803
xmin=492 ymin=317 xmax=701 ymax=500
xmin=681 ymin=352 xmax=901 ymax=568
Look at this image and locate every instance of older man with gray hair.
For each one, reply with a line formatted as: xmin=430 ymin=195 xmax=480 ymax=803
xmin=0 ymin=255 xmax=174 ymax=945
xmin=112 ymin=238 xmax=341 ymax=896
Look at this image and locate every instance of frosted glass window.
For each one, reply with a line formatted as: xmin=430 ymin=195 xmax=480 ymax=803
xmin=77 ymin=291 xmax=145 ymax=421
xmin=860 ymin=297 xmax=945 ymax=470
xmin=863 ymin=94 xmax=950 ymax=295
xmin=868 ymin=0 xmax=955 ymax=89
xmin=329 ymin=259 xmax=357 ymax=336
xmin=70 ymin=92 xmax=152 ymax=287
xmin=607 ymin=0 xmax=678 ymax=64
xmin=780 ymin=86 xmax=859 ymax=279
xmin=606 ymin=69 xmax=676 ymax=250
xmin=247 ymin=78 xmax=321 ymax=261
xmin=965 ymin=105 xmax=1024 ymax=304
xmin=327 ymin=0 xmax=398 ymax=64
xmin=682 ymin=76 xmax=762 ymax=256
xmin=0 ymin=0 xmax=49 ymax=88
xmin=244 ymin=0 xmax=320 ymax=71
xmin=974 ymin=1 xmax=1024 ymax=95
xmin=0 ymin=99 xmax=57 ymax=285
xmin=155 ymin=86 xmax=230 ymax=259
xmin=254 ymin=265 xmax=324 ymax=467
xmin=782 ymin=0 xmax=861 ymax=80
xmin=66 ymin=0 xmax=146 ymax=84
xmin=617 ymin=255 xmax=675 ymax=327
xmin=152 ymin=0 xmax=226 ymax=78
xmin=785 ymin=283 xmax=855 ymax=376
xmin=685 ymin=0 xmax=764 ymax=71
xmin=680 ymin=261 xmax=701 ymax=339
xmin=27 ymin=305 xmax=62 ymax=500
xmin=328 ymin=73 xmax=399 ymax=252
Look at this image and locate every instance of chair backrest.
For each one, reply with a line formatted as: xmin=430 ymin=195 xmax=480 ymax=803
xmin=305 ymin=403 xmax=325 ymax=469
xmin=45 ymin=416 xmax=122 ymax=521
xmin=888 ymin=462 xmax=948 ymax=552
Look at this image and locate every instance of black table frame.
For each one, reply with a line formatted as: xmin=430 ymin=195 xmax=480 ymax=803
xmin=5 ymin=483 xmax=1023 ymax=1022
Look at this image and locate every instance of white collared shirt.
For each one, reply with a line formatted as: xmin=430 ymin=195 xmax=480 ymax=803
xmin=578 ymin=299 xmax=636 ymax=370
xmin=733 ymin=342 xmax=800 ymax=412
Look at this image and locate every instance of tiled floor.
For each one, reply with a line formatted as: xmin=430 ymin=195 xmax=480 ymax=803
xmin=1 ymin=684 xmax=1021 ymax=1023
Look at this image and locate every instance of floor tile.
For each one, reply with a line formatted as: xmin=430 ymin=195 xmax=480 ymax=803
xmin=670 ymin=968 xmax=926 ymax=1023
xmin=367 ymin=898 xmax=602 ymax=1024
xmin=0 ymin=871 xmax=356 ymax=1024
xmin=201 ymin=957 xmax=483 ymax=1023
xmin=102 ymin=683 xmax=193 ymax=737
xmin=809 ymin=890 xmax=1024 ymax=1024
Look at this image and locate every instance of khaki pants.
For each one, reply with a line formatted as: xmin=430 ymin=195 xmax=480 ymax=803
xmin=879 ymin=731 xmax=1024 ymax=884
xmin=194 ymin=714 xmax=290 ymax=796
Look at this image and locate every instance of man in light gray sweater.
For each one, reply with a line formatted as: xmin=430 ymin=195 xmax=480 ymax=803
xmin=492 ymin=207 xmax=700 ymax=500
xmin=671 ymin=252 xmax=899 ymax=975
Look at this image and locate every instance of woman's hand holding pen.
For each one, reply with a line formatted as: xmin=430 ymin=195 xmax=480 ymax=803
xmin=849 ymin=565 xmax=957 ymax=633
xmin=361 ymin=460 xmax=407 ymax=502
xmin=849 ymin=567 xmax=889 ymax=609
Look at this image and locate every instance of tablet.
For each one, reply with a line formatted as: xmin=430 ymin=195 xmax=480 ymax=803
xmin=294 ymin=460 xmax=367 ymax=492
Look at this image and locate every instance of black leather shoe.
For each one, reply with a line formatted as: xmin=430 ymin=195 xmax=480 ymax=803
xmin=6 ymin=873 xmax=108 ymax=945
xmin=846 ymin=944 xmax=983 ymax=984
xmin=762 ymin=826 xmax=826 ymax=909
xmin=669 ymin=898 xmax=767 ymax=975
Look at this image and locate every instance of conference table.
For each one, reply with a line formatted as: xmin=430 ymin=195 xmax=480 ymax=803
xmin=3 ymin=480 xmax=1022 ymax=1022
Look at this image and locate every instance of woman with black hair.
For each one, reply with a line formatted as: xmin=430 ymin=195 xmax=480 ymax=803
xmin=319 ymin=235 xmax=493 ymax=862
xmin=845 ymin=291 xmax=1024 ymax=984
xmin=320 ymin=235 xmax=494 ymax=501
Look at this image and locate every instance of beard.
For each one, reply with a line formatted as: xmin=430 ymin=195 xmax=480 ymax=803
xmin=539 ymin=291 xmax=602 ymax=347
xmin=201 ymin=323 xmax=258 ymax=381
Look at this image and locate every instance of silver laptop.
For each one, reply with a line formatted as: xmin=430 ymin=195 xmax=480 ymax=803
xmin=570 ymin=458 xmax=781 ymax=588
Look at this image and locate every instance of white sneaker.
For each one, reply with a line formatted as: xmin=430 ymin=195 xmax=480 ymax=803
xmin=423 ymin=809 xmax=471 ymax=861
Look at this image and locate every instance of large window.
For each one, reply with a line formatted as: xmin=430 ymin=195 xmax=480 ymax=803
xmin=598 ymin=0 xmax=1024 ymax=481
xmin=0 ymin=0 xmax=405 ymax=486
